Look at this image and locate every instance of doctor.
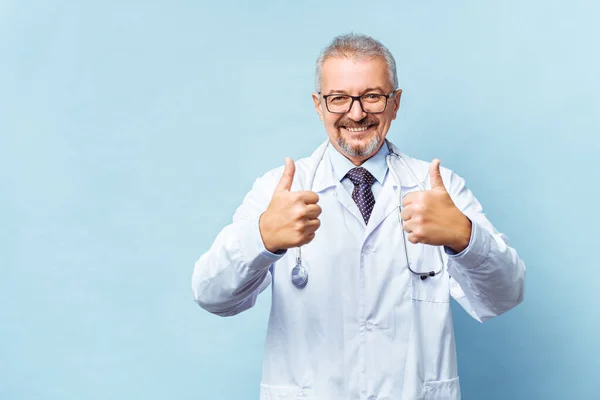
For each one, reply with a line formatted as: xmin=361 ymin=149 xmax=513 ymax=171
xmin=192 ymin=33 xmax=525 ymax=400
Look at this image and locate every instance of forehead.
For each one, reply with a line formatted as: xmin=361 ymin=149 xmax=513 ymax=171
xmin=321 ymin=56 xmax=391 ymax=94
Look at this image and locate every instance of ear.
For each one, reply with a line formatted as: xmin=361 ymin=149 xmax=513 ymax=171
xmin=312 ymin=92 xmax=324 ymax=121
xmin=391 ymin=89 xmax=402 ymax=120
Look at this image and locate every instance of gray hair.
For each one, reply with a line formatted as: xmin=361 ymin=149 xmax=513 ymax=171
xmin=315 ymin=33 xmax=398 ymax=93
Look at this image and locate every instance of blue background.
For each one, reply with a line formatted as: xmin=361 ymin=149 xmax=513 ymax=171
xmin=1 ymin=0 xmax=598 ymax=399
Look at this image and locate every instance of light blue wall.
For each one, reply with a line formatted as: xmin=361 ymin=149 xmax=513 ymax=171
xmin=1 ymin=1 xmax=598 ymax=399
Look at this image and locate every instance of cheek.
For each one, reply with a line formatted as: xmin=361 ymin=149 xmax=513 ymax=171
xmin=377 ymin=115 xmax=392 ymax=129
xmin=324 ymin=115 xmax=340 ymax=129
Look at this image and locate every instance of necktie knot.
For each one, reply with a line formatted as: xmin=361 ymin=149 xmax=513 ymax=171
xmin=346 ymin=167 xmax=376 ymax=187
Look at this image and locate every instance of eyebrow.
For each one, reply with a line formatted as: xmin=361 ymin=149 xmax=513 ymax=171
xmin=326 ymin=87 xmax=387 ymax=95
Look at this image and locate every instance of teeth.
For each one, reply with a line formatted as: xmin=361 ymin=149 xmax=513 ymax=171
xmin=345 ymin=126 xmax=369 ymax=132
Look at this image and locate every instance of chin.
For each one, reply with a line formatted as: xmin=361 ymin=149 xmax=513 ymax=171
xmin=337 ymin=131 xmax=382 ymax=158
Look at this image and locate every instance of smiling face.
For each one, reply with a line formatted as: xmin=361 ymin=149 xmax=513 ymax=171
xmin=312 ymin=56 xmax=402 ymax=165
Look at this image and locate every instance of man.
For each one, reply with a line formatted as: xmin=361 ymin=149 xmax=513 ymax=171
xmin=192 ymin=33 xmax=525 ymax=400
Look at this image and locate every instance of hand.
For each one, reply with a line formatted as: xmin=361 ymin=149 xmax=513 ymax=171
xmin=400 ymin=159 xmax=471 ymax=253
xmin=259 ymin=158 xmax=322 ymax=253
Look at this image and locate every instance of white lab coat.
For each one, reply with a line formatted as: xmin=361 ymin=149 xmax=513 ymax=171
xmin=192 ymin=140 xmax=526 ymax=400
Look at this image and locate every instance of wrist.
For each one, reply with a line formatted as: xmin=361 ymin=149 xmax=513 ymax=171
xmin=259 ymin=212 xmax=280 ymax=253
xmin=449 ymin=215 xmax=472 ymax=253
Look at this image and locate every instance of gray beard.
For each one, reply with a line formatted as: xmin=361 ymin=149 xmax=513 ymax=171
xmin=337 ymin=133 xmax=381 ymax=158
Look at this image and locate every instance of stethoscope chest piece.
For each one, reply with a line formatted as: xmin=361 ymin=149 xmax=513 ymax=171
xmin=291 ymin=262 xmax=308 ymax=289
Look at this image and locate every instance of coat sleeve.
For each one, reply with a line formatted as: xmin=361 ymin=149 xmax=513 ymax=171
xmin=191 ymin=168 xmax=285 ymax=317
xmin=443 ymin=170 xmax=526 ymax=323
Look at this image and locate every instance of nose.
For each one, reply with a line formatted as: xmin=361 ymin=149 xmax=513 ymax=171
xmin=347 ymin=98 xmax=367 ymax=121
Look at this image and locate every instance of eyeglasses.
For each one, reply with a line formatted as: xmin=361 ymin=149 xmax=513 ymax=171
xmin=319 ymin=91 xmax=397 ymax=114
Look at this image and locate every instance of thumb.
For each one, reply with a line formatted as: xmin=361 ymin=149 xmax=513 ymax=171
xmin=275 ymin=157 xmax=295 ymax=192
xmin=429 ymin=159 xmax=446 ymax=192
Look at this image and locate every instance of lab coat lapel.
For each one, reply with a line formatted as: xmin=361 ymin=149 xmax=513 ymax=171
xmin=364 ymin=142 xmax=428 ymax=239
xmin=365 ymin=173 xmax=397 ymax=239
xmin=310 ymin=141 xmax=335 ymax=193
xmin=332 ymin=181 xmax=366 ymax=227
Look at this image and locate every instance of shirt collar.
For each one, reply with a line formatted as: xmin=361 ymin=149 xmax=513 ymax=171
xmin=326 ymin=141 xmax=389 ymax=185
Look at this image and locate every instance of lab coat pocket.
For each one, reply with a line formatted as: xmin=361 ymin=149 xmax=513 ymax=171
xmin=424 ymin=376 xmax=460 ymax=400
xmin=259 ymin=383 xmax=310 ymax=400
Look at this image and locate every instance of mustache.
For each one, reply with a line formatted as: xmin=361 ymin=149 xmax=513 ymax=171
xmin=335 ymin=116 xmax=379 ymax=130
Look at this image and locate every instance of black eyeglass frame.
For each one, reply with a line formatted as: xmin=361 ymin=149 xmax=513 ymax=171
xmin=318 ymin=90 xmax=399 ymax=114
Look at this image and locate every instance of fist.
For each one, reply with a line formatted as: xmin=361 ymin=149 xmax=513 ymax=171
xmin=259 ymin=158 xmax=322 ymax=253
xmin=400 ymin=159 xmax=471 ymax=252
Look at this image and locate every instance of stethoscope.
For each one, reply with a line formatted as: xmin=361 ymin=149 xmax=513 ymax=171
xmin=290 ymin=139 xmax=445 ymax=289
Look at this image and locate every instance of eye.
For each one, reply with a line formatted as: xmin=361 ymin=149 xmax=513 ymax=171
xmin=329 ymin=96 xmax=349 ymax=104
xmin=363 ymin=93 xmax=381 ymax=101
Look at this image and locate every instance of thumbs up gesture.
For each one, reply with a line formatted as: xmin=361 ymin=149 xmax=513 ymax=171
xmin=400 ymin=159 xmax=472 ymax=253
xmin=259 ymin=158 xmax=322 ymax=253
